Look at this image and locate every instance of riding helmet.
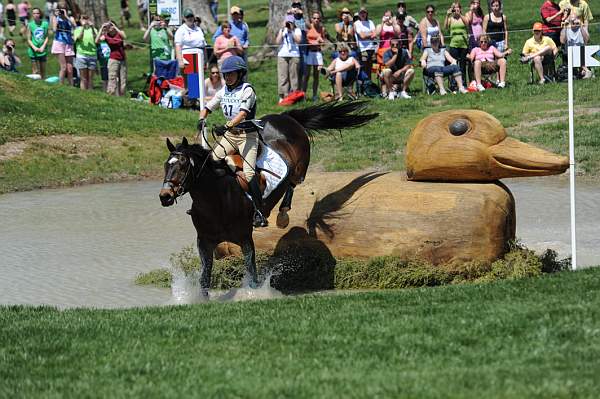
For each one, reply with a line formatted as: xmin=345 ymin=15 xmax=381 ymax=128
xmin=220 ymin=56 xmax=247 ymax=74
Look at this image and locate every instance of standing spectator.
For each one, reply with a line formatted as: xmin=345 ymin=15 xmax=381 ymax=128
xmin=0 ymin=38 xmax=20 ymax=71
xmin=212 ymin=6 xmax=249 ymax=61
xmin=17 ymin=0 xmax=29 ymax=37
xmin=521 ymin=22 xmax=558 ymax=84
xmin=558 ymin=0 xmax=593 ymax=28
xmin=466 ymin=0 xmax=484 ymax=48
xmin=354 ymin=7 xmax=376 ymax=80
xmin=213 ymin=21 xmax=242 ymax=68
xmin=174 ymin=8 xmax=206 ymax=71
xmin=5 ymin=0 xmax=16 ymax=37
xmin=541 ymin=0 xmax=565 ymax=46
xmin=376 ymin=9 xmax=401 ymax=50
xmin=395 ymin=1 xmax=418 ymax=31
xmin=326 ymin=43 xmax=360 ymax=101
xmin=561 ymin=15 xmax=591 ymax=77
xmin=96 ymin=32 xmax=110 ymax=91
xmin=143 ymin=13 xmax=173 ymax=61
xmin=26 ymin=7 xmax=49 ymax=79
xmin=209 ymin=0 xmax=218 ymax=23
xmin=98 ymin=21 xmax=127 ymax=96
xmin=335 ymin=8 xmax=356 ymax=56
xmin=304 ymin=11 xmax=328 ymax=102
xmin=204 ymin=64 xmax=223 ymax=101
xmin=276 ymin=14 xmax=302 ymax=103
xmin=420 ymin=35 xmax=468 ymax=95
xmin=120 ymin=0 xmax=131 ymax=28
xmin=395 ymin=13 xmax=414 ymax=58
xmin=73 ymin=15 xmax=97 ymax=90
xmin=382 ymin=38 xmax=414 ymax=99
xmin=419 ymin=5 xmax=444 ymax=48
xmin=483 ymin=0 xmax=509 ymax=51
xmin=0 ymin=1 xmax=5 ymax=38
xmin=45 ymin=1 xmax=56 ymax=22
xmin=468 ymin=33 xmax=512 ymax=90
xmin=289 ymin=2 xmax=307 ymax=93
xmin=51 ymin=6 xmax=75 ymax=85
xmin=137 ymin=0 xmax=147 ymax=30
xmin=445 ymin=2 xmax=469 ymax=79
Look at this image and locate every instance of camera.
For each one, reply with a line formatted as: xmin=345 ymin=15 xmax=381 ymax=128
xmin=286 ymin=21 xmax=293 ymax=29
xmin=319 ymin=67 xmax=329 ymax=76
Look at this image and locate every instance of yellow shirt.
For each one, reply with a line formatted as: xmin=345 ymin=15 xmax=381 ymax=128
xmin=522 ymin=36 xmax=557 ymax=55
xmin=559 ymin=0 xmax=594 ymax=23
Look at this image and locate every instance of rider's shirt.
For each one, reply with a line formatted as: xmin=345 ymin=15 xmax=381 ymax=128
xmin=205 ymin=82 xmax=256 ymax=121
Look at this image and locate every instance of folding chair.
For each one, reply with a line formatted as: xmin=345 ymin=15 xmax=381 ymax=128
xmin=528 ymin=53 xmax=557 ymax=83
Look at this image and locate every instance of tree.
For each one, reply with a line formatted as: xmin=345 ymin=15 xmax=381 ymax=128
xmin=183 ymin=0 xmax=217 ymax=33
xmin=77 ymin=0 xmax=108 ymax=24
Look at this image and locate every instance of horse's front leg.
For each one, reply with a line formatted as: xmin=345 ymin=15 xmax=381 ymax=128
xmin=197 ymin=238 xmax=216 ymax=298
xmin=241 ymin=238 xmax=258 ymax=289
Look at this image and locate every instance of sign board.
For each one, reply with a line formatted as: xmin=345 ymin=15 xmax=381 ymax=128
xmin=571 ymin=45 xmax=600 ymax=68
xmin=157 ymin=0 xmax=182 ymax=26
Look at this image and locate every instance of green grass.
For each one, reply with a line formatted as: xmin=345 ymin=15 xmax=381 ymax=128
xmin=2 ymin=0 xmax=600 ymax=193
xmin=2 ymin=268 xmax=600 ymax=398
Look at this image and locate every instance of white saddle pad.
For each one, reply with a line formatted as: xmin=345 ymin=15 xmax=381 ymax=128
xmin=256 ymin=145 xmax=288 ymax=199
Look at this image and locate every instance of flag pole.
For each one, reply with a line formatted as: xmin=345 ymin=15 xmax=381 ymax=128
xmin=567 ymin=45 xmax=577 ymax=270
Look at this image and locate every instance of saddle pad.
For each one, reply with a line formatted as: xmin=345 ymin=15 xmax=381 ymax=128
xmin=256 ymin=145 xmax=288 ymax=199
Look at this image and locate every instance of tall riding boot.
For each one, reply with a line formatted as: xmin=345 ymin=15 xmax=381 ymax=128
xmin=248 ymin=176 xmax=268 ymax=227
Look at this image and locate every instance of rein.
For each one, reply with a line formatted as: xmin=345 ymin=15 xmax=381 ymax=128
xmin=163 ymin=149 xmax=211 ymax=200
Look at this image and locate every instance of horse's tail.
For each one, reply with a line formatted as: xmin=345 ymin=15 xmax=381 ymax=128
xmin=283 ymin=100 xmax=378 ymax=138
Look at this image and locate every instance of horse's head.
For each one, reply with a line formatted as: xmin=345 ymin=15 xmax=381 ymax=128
xmin=159 ymin=137 xmax=208 ymax=207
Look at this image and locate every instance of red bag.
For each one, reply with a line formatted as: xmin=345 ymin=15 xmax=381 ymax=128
xmin=278 ymin=90 xmax=305 ymax=106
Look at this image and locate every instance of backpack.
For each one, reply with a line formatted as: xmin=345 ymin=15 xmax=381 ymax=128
xmin=359 ymin=80 xmax=381 ymax=98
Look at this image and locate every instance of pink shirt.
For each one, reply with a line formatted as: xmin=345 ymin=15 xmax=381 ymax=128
xmin=214 ymin=34 xmax=240 ymax=60
xmin=469 ymin=45 xmax=501 ymax=62
xmin=17 ymin=2 xmax=29 ymax=17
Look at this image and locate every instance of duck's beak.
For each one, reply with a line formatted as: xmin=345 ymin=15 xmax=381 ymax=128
xmin=489 ymin=137 xmax=569 ymax=178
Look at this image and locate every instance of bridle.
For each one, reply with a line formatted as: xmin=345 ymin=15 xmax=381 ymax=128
xmin=162 ymin=150 xmax=211 ymax=200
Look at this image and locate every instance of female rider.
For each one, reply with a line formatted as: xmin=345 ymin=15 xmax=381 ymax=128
xmin=196 ymin=55 xmax=267 ymax=228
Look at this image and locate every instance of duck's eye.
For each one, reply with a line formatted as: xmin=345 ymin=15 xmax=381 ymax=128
xmin=449 ymin=119 xmax=470 ymax=136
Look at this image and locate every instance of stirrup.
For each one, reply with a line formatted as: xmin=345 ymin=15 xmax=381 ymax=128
xmin=253 ymin=209 xmax=268 ymax=227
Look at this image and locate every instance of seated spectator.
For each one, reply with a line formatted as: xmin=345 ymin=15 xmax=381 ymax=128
xmin=382 ymin=38 xmax=414 ymax=99
xmin=541 ymin=0 xmax=566 ymax=46
xmin=420 ymin=35 xmax=468 ymax=95
xmin=0 ymin=38 xmax=21 ymax=71
xmin=558 ymin=0 xmax=593 ymax=29
xmin=468 ymin=34 xmax=512 ymax=90
xmin=204 ymin=64 xmax=224 ymax=101
xmin=560 ymin=15 xmax=591 ymax=78
xmin=325 ymin=43 xmax=360 ymax=101
xmin=143 ymin=13 xmax=173 ymax=61
xmin=521 ymin=22 xmax=558 ymax=84
xmin=276 ymin=14 xmax=302 ymax=103
xmin=214 ymin=21 xmax=243 ymax=68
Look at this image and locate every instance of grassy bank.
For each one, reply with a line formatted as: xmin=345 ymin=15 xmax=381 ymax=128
xmin=2 ymin=268 xmax=600 ymax=398
xmin=1 ymin=0 xmax=600 ymax=193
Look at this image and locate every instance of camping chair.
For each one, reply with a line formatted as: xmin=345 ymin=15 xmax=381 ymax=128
xmin=466 ymin=58 xmax=499 ymax=88
xmin=527 ymin=53 xmax=558 ymax=84
xmin=328 ymin=68 xmax=359 ymax=100
xmin=421 ymin=47 xmax=456 ymax=94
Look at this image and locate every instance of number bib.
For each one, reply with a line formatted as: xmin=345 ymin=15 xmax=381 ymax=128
xmin=220 ymin=83 xmax=256 ymax=121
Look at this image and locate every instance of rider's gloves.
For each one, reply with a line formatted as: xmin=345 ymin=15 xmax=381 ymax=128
xmin=214 ymin=124 xmax=228 ymax=136
xmin=197 ymin=119 xmax=205 ymax=132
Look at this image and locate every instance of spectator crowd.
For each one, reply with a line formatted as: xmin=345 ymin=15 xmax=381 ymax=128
xmin=0 ymin=0 xmax=595 ymax=103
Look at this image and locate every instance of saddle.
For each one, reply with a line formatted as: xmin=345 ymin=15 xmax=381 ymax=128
xmin=225 ymin=146 xmax=268 ymax=194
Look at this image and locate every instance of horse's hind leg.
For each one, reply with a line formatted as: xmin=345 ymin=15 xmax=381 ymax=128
xmin=197 ymin=239 xmax=216 ymax=299
xmin=276 ymin=185 xmax=295 ymax=229
xmin=241 ymin=238 xmax=258 ymax=289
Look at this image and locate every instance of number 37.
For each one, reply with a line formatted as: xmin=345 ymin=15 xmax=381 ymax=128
xmin=222 ymin=104 xmax=233 ymax=117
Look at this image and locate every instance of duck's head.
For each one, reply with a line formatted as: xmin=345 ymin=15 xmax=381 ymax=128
xmin=406 ymin=110 xmax=569 ymax=181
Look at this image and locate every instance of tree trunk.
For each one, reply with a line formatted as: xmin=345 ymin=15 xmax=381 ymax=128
xmin=77 ymin=0 xmax=108 ymax=25
xmin=183 ymin=0 xmax=217 ymax=34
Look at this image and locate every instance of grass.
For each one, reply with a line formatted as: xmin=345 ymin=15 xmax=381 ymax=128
xmin=2 ymin=267 xmax=600 ymax=398
xmin=2 ymin=0 xmax=600 ymax=192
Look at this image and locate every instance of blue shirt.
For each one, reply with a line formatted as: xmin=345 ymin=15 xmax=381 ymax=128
xmin=212 ymin=20 xmax=249 ymax=47
xmin=55 ymin=16 xmax=74 ymax=44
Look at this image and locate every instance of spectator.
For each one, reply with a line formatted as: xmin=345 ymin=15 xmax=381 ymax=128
xmin=289 ymin=2 xmax=307 ymax=94
xmin=0 ymin=1 xmax=4 ymax=38
xmin=17 ymin=0 xmax=28 ymax=37
xmin=98 ymin=21 xmax=127 ymax=96
xmin=541 ymin=0 xmax=566 ymax=46
xmin=26 ymin=7 xmax=49 ymax=79
xmin=561 ymin=15 xmax=591 ymax=77
xmin=45 ymin=1 xmax=56 ymax=23
xmin=326 ymin=43 xmax=360 ymax=101
xmin=395 ymin=1 xmax=418 ymax=31
xmin=521 ymin=22 xmax=559 ymax=84
xmin=174 ymin=8 xmax=206 ymax=71
xmin=137 ymin=0 xmax=147 ymax=30
xmin=120 ymin=0 xmax=131 ymax=28
xmin=444 ymin=2 xmax=469 ymax=79
xmin=0 ymin=38 xmax=20 ymax=71
xmin=395 ymin=12 xmax=414 ymax=58
xmin=290 ymin=2 xmax=306 ymax=30
xmin=558 ymin=0 xmax=593 ymax=28
xmin=204 ymin=64 xmax=223 ymax=101
xmin=382 ymin=38 xmax=414 ymax=99
xmin=335 ymin=7 xmax=356 ymax=55
xmin=354 ymin=7 xmax=376 ymax=80
xmin=144 ymin=13 xmax=173 ymax=61
xmin=483 ymin=0 xmax=509 ymax=52
xmin=376 ymin=9 xmax=401 ymax=50
xmin=276 ymin=14 xmax=302 ymax=103
xmin=468 ymin=33 xmax=512 ymax=90
xmin=214 ymin=21 xmax=242 ymax=68
xmin=209 ymin=0 xmax=218 ymax=23
xmin=96 ymin=33 xmax=110 ymax=91
xmin=212 ymin=6 xmax=249 ymax=60
xmin=419 ymin=4 xmax=444 ymax=48
xmin=304 ymin=11 xmax=328 ymax=102
xmin=73 ymin=15 xmax=97 ymax=90
xmin=466 ymin=0 xmax=484 ymax=48
xmin=5 ymin=0 xmax=16 ymax=37
xmin=51 ymin=6 xmax=74 ymax=85
xmin=420 ymin=35 xmax=468 ymax=95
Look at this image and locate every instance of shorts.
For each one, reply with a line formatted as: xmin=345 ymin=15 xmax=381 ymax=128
xmin=382 ymin=68 xmax=406 ymax=83
xmin=481 ymin=61 xmax=499 ymax=74
xmin=19 ymin=16 xmax=28 ymax=24
xmin=29 ymin=55 xmax=47 ymax=62
xmin=360 ymin=49 xmax=375 ymax=63
xmin=74 ymin=55 xmax=97 ymax=70
xmin=51 ymin=40 xmax=75 ymax=56
xmin=305 ymin=50 xmax=323 ymax=66
xmin=8 ymin=17 xmax=16 ymax=27
xmin=426 ymin=64 xmax=461 ymax=78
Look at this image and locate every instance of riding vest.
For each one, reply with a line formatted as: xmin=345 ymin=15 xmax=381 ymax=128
xmin=205 ymin=82 xmax=257 ymax=122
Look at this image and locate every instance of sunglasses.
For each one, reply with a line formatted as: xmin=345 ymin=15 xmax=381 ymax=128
xmin=313 ymin=17 xmax=321 ymax=20
xmin=480 ymin=40 xmax=489 ymax=43
xmin=426 ymin=10 xmax=435 ymax=14
xmin=340 ymin=49 xmax=348 ymax=53
xmin=211 ymin=71 xmax=219 ymax=74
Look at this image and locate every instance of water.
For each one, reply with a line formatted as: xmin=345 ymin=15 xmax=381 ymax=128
xmin=0 ymin=177 xmax=598 ymax=309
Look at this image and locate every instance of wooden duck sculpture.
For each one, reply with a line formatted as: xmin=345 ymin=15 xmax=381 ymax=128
xmin=218 ymin=110 xmax=569 ymax=265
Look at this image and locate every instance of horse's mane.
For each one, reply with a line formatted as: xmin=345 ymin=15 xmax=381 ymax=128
xmin=177 ymin=143 xmax=211 ymax=158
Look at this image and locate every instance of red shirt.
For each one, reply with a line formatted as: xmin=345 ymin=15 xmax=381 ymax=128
xmin=540 ymin=1 xmax=562 ymax=34
xmin=105 ymin=33 xmax=126 ymax=61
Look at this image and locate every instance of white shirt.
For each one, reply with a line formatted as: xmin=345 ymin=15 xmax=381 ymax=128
xmin=205 ymin=83 xmax=256 ymax=121
xmin=354 ymin=20 xmax=376 ymax=52
xmin=332 ymin=56 xmax=356 ymax=71
xmin=277 ymin=27 xmax=302 ymax=58
xmin=566 ymin=28 xmax=584 ymax=46
xmin=174 ymin=24 xmax=206 ymax=51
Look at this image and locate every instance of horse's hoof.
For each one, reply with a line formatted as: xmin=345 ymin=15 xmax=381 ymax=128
xmin=276 ymin=210 xmax=289 ymax=228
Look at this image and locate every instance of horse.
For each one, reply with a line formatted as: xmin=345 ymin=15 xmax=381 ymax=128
xmin=159 ymin=101 xmax=378 ymax=297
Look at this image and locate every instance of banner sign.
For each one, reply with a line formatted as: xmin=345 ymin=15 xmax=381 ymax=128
xmin=571 ymin=45 xmax=600 ymax=68
xmin=157 ymin=0 xmax=182 ymax=26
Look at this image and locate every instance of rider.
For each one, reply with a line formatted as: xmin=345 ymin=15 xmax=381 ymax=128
xmin=197 ymin=55 xmax=268 ymax=227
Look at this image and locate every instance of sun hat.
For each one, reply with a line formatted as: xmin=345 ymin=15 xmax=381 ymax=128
xmin=230 ymin=6 xmax=241 ymax=14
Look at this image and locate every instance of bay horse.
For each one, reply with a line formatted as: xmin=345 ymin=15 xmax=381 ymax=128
xmin=159 ymin=101 xmax=377 ymax=297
